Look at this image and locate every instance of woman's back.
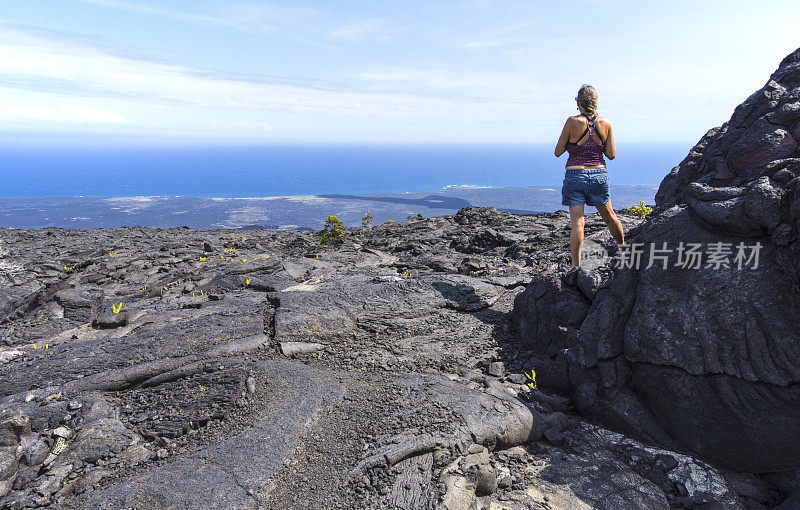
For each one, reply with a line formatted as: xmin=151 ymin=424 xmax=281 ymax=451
xmin=564 ymin=114 xmax=608 ymax=168
xmin=569 ymin=114 xmax=609 ymax=146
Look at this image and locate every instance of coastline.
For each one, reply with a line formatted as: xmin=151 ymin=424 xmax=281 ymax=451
xmin=0 ymin=184 xmax=658 ymax=230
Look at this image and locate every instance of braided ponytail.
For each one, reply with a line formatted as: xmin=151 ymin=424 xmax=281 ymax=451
xmin=577 ymin=84 xmax=598 ymax=117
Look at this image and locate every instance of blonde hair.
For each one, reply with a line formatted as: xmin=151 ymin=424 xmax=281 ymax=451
xmin=577 ymin=84 xmax=598 ymax=117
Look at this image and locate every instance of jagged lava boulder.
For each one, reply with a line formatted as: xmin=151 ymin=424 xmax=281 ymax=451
xmin=513 ymin=47 xmax=800 ymax=473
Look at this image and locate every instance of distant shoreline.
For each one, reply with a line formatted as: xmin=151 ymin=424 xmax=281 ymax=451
xmin=0 ymin=184 xmax=659 ymax=230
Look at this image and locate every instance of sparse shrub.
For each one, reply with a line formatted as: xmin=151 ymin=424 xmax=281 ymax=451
xmin=319 ymin=215 xmax=344 ymax=244
xmin=625 ymin=200 xmax=653 ymax=219
xmin=362 ymin=211 xmax=373 ymax=228
xmin=386 ymin=219 xmax=395 ymax=225
xmin=524 ymin=370 xmax=538 ymax=391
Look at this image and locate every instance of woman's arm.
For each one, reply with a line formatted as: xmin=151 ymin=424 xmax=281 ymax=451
xmin=603 ymin=121 xmax=616 ymax=160
xmin=554 ymin=119 xmax=571 ymax=157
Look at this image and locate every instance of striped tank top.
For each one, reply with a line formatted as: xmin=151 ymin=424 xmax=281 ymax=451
xmin=565 ymin=115 xmax=606 ymax=168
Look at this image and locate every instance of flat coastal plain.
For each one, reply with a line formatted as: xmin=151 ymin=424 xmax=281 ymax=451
xmin=0 ymin=185 xmax=658 ymax=229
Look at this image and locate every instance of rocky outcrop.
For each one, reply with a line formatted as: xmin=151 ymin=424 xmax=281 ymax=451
xmin=513 ymin=47 xmax=800 ymax=475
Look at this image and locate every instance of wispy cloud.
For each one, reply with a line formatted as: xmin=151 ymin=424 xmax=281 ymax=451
xmin=355 ymin=65 xmax=556 ymax=102
xmin=330 ymin=19 xmax=388 ymax=41
xmin=462 ymin=37 xmax=532 ymax=49
xmin=0 ymin=22 xmax=548 ymax=137
xmin=75 ymin=0 xmax=321 ymax=33
xmin=455 ymin=21 xmax=533 ymax=50
xmin=0 ymin=104 xmax=127 ymax=124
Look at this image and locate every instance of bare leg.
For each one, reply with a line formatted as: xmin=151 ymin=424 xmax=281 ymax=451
xmin=595 ymin=200 xmax=625 ymax=244
xmin=568 ymin=205 xmax=585 ymax=268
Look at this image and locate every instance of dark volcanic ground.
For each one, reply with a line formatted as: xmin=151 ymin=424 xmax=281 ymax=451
xmin=0 ymin=207 xmax=777 ymax=509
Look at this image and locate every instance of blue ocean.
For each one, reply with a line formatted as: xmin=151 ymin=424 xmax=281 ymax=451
xmin=0 ymin=142 xmax=688 ymax=198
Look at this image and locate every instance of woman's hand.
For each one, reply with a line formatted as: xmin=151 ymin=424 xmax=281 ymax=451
xmin=555 ymin=119 xmax=571 ymax=157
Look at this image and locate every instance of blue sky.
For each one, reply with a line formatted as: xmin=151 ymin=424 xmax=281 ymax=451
xmin=0 ymin=0 xmax=798 ymax=143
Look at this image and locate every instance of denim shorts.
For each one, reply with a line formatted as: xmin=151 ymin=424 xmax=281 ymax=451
xmin=561 ymin=169 xmax=610 ymax=207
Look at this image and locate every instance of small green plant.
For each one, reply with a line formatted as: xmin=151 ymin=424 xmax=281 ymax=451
xmin=625 ymin=200 xmax=653 ymax=219
xmin=386 ymin=219 xmax=395 ymax=225
xmin=362 ymin=211 xmax=373 ymax=228
xmin=319 ymin=215 xmax=344 ymax=244
xmin=524 ymin=370 xmax=538 ymax=391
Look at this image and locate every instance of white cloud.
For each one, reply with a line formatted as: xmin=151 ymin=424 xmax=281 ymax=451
xmin=0 ymin=23 xmax=544 ymax=126
xmin=75 ymin=0 xmax=320 ymax=33
xmin=462 ymin=37 xmax=531 ymax=49
xmin=0 ymin=104 xmax=127 ymax=124
xmin=330 ymin=19 xmax=387 ymax=41
xmin=355 ymin=66 xmax=556 ymax=101
xmin=456 ymin=22 xmax=533 ymax=50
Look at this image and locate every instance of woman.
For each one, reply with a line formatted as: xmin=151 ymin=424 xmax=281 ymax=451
xmin=554 ymin=84 xmax=625 ymax=270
